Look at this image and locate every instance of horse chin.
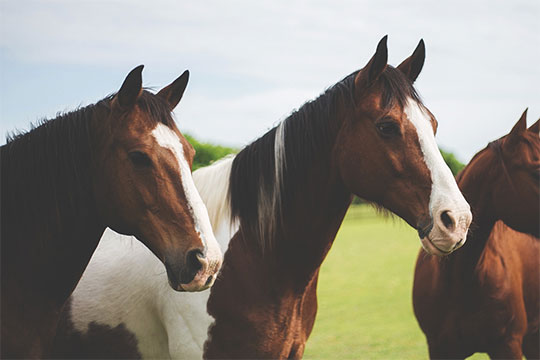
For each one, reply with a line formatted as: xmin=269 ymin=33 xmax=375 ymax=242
xmin=171 ymin=274 xmax=217 ymax=292
xmin=420 ymin=236 xmax=453 ymax=257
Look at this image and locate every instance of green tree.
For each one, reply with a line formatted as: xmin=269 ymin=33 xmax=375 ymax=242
xmin=439 ymin=148 xmax=465 ymax=176
xmin=184 ymin=134 xmax=237 ymax=171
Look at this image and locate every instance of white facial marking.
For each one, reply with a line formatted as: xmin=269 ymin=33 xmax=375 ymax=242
xmin=405 ymin=98 xmax=471 ymax=251
xmin=151 ymin=123 xmax=218 ymax=257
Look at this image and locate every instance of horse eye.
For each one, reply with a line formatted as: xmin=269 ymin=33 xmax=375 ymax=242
xmin=376 ymin=121 xmax=401 ymax=137
xmin=128 ymin=151 xmax=152 ymax=167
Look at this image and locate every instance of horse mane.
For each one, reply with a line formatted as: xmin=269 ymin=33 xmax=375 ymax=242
xmin=2 ymin=90 xmax=174 ymax=239
xmin=229 ymin=65 xmax=423 ymax=252
xmin=459 ymin=126 xmax=540 ymax=182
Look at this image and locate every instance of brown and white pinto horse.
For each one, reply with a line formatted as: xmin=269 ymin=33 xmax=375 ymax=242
xmin=54 ymin=36 xmax=471 ymax=359
xmin=0 ymin=66 xmax=221 ymax=358
xmin=413 ymin=110 xmax=540 ymax=359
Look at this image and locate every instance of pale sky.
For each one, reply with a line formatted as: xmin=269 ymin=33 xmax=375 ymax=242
xmin=1 ymin=0 xmax=539 ymax=162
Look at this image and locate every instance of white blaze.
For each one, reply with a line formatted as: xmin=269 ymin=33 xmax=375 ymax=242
xmin=151 ymin=123 xmax=220 ymax=261
xmin=404 ymin=98 xmax=471 ymax=250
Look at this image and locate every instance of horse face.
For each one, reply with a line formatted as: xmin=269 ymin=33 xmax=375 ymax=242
xmin=336 ymin=37 xmax=472 ymax=256
xmin=492 ymin=111 xmax=539 ymax=236
xmin=95 ymin=66 xmax=222 ymax=292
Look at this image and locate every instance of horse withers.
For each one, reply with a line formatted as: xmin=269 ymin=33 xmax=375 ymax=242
xmin=0 ymin=67 xmax=222 ymax=358
xmin=54 ymin=36 xmax=472 ymax=359
xmin=413 ymin=110 xmax=540 ymax=359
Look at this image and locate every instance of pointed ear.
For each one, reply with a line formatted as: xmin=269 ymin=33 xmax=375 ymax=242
xmin=528 ymin=118 xmax=540 ymax=135
xmin=506 ymin=108 xmax=528 ymax=148
xmin=509 ymin=108 xmax=528 ymax=137
xmin=355 ymin=35 xmax=388 ymax=91
xmin=157 ymin=70 xmax=190 ymax=111
xmin=397 ymin=39 xmax=425 ymax=83
xmin=114 ymin=65 xmax=144 ymax=110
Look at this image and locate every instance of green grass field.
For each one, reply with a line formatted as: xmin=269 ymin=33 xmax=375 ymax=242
xmin=304 ymin=205 xmax=488 ymax=359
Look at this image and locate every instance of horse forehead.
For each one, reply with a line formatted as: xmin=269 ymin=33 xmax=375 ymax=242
xmin=403 ymin=99 xmax=435 ymax=134
xmin=151 ymin=123 xmax=186 ymax=162
xmin=402 ymin=98 xmax=439 ymax=180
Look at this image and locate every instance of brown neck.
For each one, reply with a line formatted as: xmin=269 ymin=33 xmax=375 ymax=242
xmin=443 ymin=172 xmax=498 ymax=274
xmin=1 ymin=153 xmax=105 ymax=296
xmin=272 ymin=156 xmax=352 ymax=288
xmin=205 ymin=149 xmax=352 ymax=359
xmin=206 ymin=86 xmax=358 ymax=358
xmin=1 ymin=118 xmax=107 ymax=354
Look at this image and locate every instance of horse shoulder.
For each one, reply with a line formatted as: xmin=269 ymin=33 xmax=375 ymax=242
xmin=157 ymin=289 xmax=213 ymax=359
xmin=476 ymin=222 xmax=524 ymax=293
xmin=496 ymin=224 xmax=540 ymax=337
xmin=472 ymin=222 xmax=531 ymax=340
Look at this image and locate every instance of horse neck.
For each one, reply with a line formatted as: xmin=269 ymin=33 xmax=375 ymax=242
xmin=443 ymin=167 xmax=498 ymax=276
xmin=272 ymin=157 xmax=352 ymax=288
xmin=1 ymin=109 xmax=106 ymax=303
xmin=236 ymin=97 xmax=353 ymax=293
xmin=206 ymin=125 xmax=351 ymax=358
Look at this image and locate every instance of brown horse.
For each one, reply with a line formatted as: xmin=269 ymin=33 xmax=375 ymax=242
xmin=413 ymin=110 xmax=540 ymax=359
xmin=51 ymin=36 xmax=472 ymax=359
xmin=197 ymin=36 xmax=473 ymax=359
xmin=0 ymin=66 xmax=222 ymax=358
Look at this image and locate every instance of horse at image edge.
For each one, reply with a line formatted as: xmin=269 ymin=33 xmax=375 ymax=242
xmin=0 ymin=67 xmax=222 ymax=358
xmin=413 ymin=110 xmax=540 ymax=359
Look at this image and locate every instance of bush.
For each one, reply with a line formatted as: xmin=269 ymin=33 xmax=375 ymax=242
xmin=184 ymin=134 xmax=237 ymax=171
xmin=439 ymin=148 xmax=465 ymax=176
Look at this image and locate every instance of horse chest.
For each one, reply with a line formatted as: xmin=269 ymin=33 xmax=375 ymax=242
xmin=433 ymin=269 xmax=522 ymax=352
xmin=205 ymin=276 xmax=314 ymax=359
xmin=205 ymin=307 xmax=308 ymax=359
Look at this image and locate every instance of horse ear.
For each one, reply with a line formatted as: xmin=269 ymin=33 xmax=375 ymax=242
xmin=115 ymin=65 xmax=144 ymax=110
xmin=528 ymin=119 xmax=540 ymax=135
xmin=505 ymin=108 xmax=528 ymax=148
xmin=157 ymin=70 xmax=190 ymax=111
xmin=355 ymin=35 xmax=388 ymax=90
xmin=509 ymin=108 xmax=528 ymax=137
xmin=397 ymin=39 xmax=425 ymax=83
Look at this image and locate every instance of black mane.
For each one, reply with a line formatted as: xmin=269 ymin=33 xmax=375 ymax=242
xmin=1 ymin=90 xmax=174 ymax=240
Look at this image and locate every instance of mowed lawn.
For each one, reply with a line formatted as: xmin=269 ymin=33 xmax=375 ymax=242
xmin=304 ymin=205 xmax=487 ymax=359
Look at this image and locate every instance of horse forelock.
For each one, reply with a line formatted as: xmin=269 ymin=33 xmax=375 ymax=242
xmin=136 ymin=90 xmax=176 ymax=128
xmin=378 ymin=65 xmax=424 ymax=110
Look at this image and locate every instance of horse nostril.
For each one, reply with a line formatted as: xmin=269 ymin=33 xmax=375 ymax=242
xmin=179 ymin=249 xmax=208 ymax=285
xmin=440 ymin=211 xmax=455 ymax=231
xmin=186 ymin=249 xmax=204 ymax=274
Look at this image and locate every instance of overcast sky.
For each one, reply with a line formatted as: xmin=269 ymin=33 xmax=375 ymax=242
xmin=1 ymin=0 xmax=539 ymax=162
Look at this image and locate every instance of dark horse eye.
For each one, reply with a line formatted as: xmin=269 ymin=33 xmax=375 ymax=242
xmin=376 ymin=121 xmax=401 ymax=137
xmin=128 ymin=151 xmax=152 ymax=167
